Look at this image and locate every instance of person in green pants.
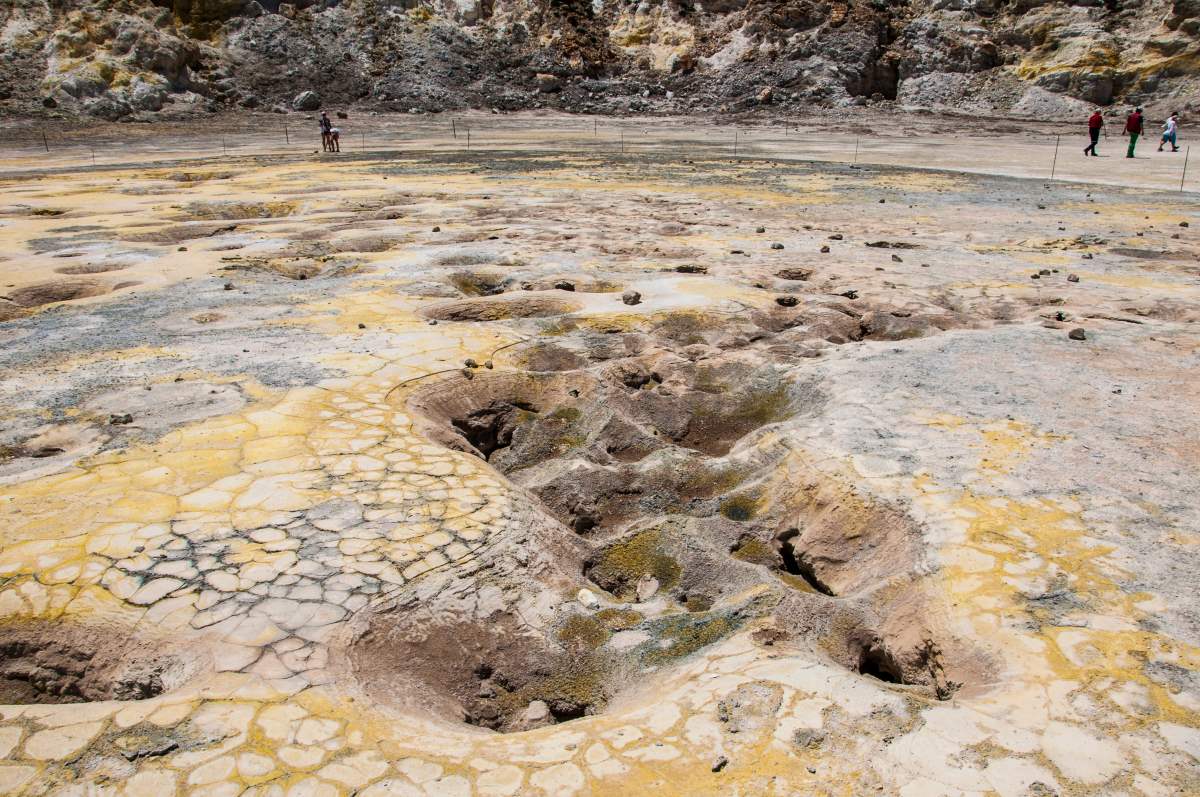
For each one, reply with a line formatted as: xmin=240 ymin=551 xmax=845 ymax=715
xmin=1123 ymin=107 xmax=1145 ymax=158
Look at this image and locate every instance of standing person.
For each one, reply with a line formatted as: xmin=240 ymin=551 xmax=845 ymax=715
xmin=1123 ymin=107 xmax=1144 ymax=158
xmin=1159 ymin=113 xmax=1180 ymax=152
xmin=1084 ymin=108 xmax=1105 ymax=156
xmin=319 ymin=111 xmax=333 ymax=152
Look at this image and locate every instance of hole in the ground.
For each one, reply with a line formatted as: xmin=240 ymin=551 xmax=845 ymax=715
xmin=54 ymin=262 xmax=133 ymax=275
xmin=857 ymin=642 xmax=904 ymax=684
xmin=422 ymin=296 xmax=580 ymax=322
xmin=4 ymin=279 xmax=113 ymax=308
xmin=350 ymin=612 xmax=612 ymax=733
xmin=448 ymin=270 xmax=509 ymax=296
xmin=0 ymin=625 xmax=199 ymax=704
xmin=775 ymin=529 xmax=835 ymax=596
xmin=450 ymin=400 xmax=539 ymax=459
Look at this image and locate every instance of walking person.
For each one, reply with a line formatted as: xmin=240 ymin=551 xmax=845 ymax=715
xmin=1123 ymin=107 xmax=1144 ymax=158
xmin=1084 ymin=108 xmax=1105 ymax=156
xmin=1159 ymin=113 xmax=1180 ymax=152
xmin=319 ymin=111 xmax=333 ymax=152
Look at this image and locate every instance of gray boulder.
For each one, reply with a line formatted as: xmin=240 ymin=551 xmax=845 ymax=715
xmin=85 ymin=93 xmax=133 ymax=121
xmin=292 ymin=90 xmax=321 ymax=111
xmin=130 ymin=81 xmax=167 ymax=111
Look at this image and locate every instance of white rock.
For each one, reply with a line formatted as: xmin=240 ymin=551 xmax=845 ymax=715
xmin=576 ymin=589 xmax=600 ymax=610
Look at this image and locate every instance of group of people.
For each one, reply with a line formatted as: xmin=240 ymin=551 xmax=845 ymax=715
xmin=319 ymin=111 xmax=341 ymax=152
xmin=1085 ymin=108 xmax=1181 ymax=158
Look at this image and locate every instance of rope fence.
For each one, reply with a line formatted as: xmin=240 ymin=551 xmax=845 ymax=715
xmin=2 ymin=118 xmax=1196 ymax=194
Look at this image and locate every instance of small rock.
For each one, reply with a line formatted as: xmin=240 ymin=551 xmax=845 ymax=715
xmin=636 ymin=574 xmax=659 ymax=602
xmin=483 ymin=360 xmax=494 ymax=369
xmin=577 ymin=588 xmax=600 ymax=610
xmin=770 ymin=243 xmax=784 ymax=250
xmin=461 ymin=368 xmax=474 ymax=379
xmin=357 ymin=323 xmax=366 ymax=329
xmin=223 ymin=282 xmax=234 ymax=290
xmin=840 ymin=289 xmax=858 ymax=299
xmin=878 ymin=199 xmax=886 ymax=204
xmin=891 ymin=254 xmax=902 ymax=262
xmin=554 ymin=280 xmax=576 ymax=291
xmin=522 ymin=700 xmax=550 ymax=723
xmin=1039 ymin=269 xmax=1051 ymax=276
xmin=432 ymin=226 xmax=441 ymax=232
xmin=109 ymin=413 xmax=133 ymax=425
xmin=464 ymin=358 xmax=479 ymax=368
xmin=1068 ymin=328 xmax=1087 ymax=340
xmin=428 ymin=319 xmax=438 ymax=325
xmin=336 ymin=111 xmax=348 ymax=119
xmin=712 ymin=756 xmax=729 ymax=773
xmin=755 ymin=226 xmax=766 ymax=233
xmin=178 ymin=246 xmax=187 ymax=252
xmin=676 ymin=265 xmax=707 ymax=274
xmin=828 ymin=234 xmax=843 ymax=240
xmin=1031 ymin=274 xmax=1040 ymax=280
xmin=775 ymin=296 xmax=798 ymax=307
xmin=1067 ymin=274 xmax=1080 ymax=283
xmin=820 ymin=246 xmax=830 ymax=254
xmin=1181 ymin=221 xmax=1190 ymax=227
xmin=621 ymin=290 xmax=642 ymax=306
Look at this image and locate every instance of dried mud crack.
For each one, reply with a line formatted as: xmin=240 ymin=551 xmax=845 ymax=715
xmin=0 ymin=132 xmax=1196 ymax=796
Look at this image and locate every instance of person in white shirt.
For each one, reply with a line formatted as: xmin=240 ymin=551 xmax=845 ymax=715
xmin=1159 ymin=113 xmax=1180 ymax=152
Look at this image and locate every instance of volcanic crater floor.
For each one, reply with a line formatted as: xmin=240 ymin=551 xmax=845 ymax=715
xmin=0 ymin=130 xmax=1197 ymax=796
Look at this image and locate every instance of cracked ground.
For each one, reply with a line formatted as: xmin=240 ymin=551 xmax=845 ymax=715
xmin=0 ymin=121 xmax=1198 ymax=796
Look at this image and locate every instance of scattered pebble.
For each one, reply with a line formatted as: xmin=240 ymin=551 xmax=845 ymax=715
xmin=775 ymin=296 xmax=798 ymax=307
xmin=770 ymin=243 xmax=784 ymax=250
xmin=1067 ymin=274 xmax=1080 ymax=282
xmin=554 ymin=280 xmax=576 ymax=291
xmin=1068 ymin=328 xmax=1087 ymax=340
xmin=712 ymin=756 xmax=729 ymax=773
xmin=108 ymin=413 xmax=133 ymax=425
xmin=622 ymin=290 xmax=642 ymax=306
xmin=820 ymin=245 xmax=830 ymax=254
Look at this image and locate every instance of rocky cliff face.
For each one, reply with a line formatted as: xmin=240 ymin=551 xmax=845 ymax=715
xmin=1 ymin=0 xmax=1197 ymax=120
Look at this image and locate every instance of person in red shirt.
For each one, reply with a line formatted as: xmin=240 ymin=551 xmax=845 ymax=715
xmin=1084 ymin=109 xmax=1105 ymax=156
xmin=1123 ymin=107 xmax=1145 ymax=158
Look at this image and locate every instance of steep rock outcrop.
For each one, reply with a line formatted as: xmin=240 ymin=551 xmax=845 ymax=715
xmin=1 ymin=0 xmax=1196 ymax=118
